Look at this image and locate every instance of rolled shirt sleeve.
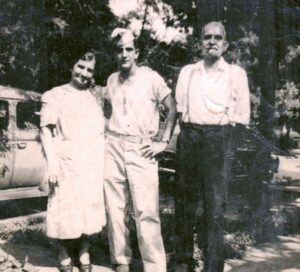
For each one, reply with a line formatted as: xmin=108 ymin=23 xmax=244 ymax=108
xmin=152 ymin=71 xmax=172 ymax=103
xmin=175 ymin=66 xmax=187 ymax=114
xmin=232 ymin=67 xmax=251 ymax=125
xmin=40 ymin=90 xmax=59 ymax=127
xmin=175 ymin=64 xmax=196 ymax=115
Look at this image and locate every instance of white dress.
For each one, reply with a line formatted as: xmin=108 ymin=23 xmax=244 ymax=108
xmin=40 ymin=84 xmax=106 ymax=239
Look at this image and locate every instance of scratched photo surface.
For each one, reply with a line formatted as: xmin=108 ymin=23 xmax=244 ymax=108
xmin=0 ymin=1 xmax=299 ymax=271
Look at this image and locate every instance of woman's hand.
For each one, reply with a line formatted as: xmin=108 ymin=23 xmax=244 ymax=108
xmin=39 ymin=165 xmax=59 ymax=194
xmin=47 ymin=165 xmax=59 ymax=187
xmin=42 ymin=165 xmax=59 ymax=195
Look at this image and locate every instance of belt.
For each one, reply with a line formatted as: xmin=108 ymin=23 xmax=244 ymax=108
xmin=107 ymin=130 xmax=152 ymax=144
xmin=182 ymin=122 xmax=232 ymax=129
xmin=181 ymin=122 xmax=232 ymax=128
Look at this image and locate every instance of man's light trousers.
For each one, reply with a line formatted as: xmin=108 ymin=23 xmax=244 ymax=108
xmin=104 ymin=135 xmax=166 ymax=272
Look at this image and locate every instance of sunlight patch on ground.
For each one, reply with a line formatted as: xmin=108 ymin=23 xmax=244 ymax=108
xmin=225 ymin=235 xmax=300 ymax=272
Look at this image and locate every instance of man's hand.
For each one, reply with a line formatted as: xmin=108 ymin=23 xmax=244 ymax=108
xmin=140 ymin=141 xmax=168 ymax=159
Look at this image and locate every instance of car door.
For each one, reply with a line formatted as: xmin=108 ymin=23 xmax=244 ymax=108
xmin=10 ymin=99 xmax=46 ymax=188
xmin=0 ymin=99 xmax=14 ymax=189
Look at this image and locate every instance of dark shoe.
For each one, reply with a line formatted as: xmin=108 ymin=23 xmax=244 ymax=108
xmin=58 ymin=263 xmax=73 ymax=272
xmin=115 ymin=264 xmax=130 ymax=272
xmin=80 ymin=263 xmax=92 ymax=272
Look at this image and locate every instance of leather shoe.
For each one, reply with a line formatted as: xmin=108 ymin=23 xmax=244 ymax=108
xmin=80 ymin=263 xmax=92 ymax=272
xmin=115 ymin=264 xmax=130 ymax=272
xmin=58 ymin=263 xmax=73 ymax=272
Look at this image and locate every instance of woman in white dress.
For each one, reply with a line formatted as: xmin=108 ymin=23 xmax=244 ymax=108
xmin=40 ymin=51 xmax=106 ymax=272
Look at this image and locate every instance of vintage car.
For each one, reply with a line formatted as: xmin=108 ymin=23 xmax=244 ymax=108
xmin=0 ymin=86 xmax=47 ymax=201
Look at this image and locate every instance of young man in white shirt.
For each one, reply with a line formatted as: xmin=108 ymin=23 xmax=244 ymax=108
xmin=104 ymin=28 xmax=177 ymax=272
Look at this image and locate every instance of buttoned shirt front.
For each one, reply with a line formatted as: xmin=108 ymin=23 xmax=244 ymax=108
xmin=105 ymin=66 xmax=171 ymax=137
xmin=176 ymin=57 xmax=250 ymax=125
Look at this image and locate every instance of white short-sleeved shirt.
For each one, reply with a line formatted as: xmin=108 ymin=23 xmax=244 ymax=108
xmin=176 ymin=57 xmax=250 ymax=125
xmin=105 ymin=66 xmax=171 ymax=137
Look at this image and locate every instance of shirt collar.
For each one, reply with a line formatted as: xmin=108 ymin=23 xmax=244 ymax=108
xmin=195 ymin=57 xmax=229 ymax=73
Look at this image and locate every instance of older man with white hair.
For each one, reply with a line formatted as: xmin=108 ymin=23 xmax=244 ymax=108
xmin=103 ymin=28 xmax=177 ymax=272
xmin=174 ymin=21 xmax=250 ymax=272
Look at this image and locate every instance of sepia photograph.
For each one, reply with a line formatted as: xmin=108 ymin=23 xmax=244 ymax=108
xmin=0 ymin=0 xmax=299 ymax=271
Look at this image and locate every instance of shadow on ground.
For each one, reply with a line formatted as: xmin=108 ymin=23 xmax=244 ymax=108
xmin=225 ymin=235 xmax=300 ymax=272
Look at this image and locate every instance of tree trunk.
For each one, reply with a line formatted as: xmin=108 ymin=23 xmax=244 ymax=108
xmin=255 ymin=0 xmax=277 ymax=140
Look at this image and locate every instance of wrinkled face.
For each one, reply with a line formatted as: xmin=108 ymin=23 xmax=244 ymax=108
xmin=116 ymin=40 xmax=139 ymax=71
xmin=71 ymin=59 xmax=95 ymax=89
xmin=201 ymin=24 xmax=228 ymax=59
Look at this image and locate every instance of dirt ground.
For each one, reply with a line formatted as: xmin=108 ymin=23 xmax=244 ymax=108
xmin=0 ymin=238 xmax=113 ymax=272
xmin=1 ymin=235 xmax=300 ymax=272
xmin=225 ymin=235 xmax=300 ymax=272
xmin=1 ymin=155 xmax=300 ymax=271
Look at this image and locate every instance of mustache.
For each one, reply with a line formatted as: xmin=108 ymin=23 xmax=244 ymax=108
xmin=73 ymin=73 xmax=91 ymax=80
xmin=205 ymin=47 xmax=218 ymax=51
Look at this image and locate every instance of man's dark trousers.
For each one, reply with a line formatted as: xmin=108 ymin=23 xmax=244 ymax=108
xmin=175 ymin=123 xmax=236 ymax=272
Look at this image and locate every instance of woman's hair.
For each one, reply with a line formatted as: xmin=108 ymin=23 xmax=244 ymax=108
xmin=80 ymin=52 xmax=96 ymax=62
xmin=68 ymin=50 xmax=96 ymax=68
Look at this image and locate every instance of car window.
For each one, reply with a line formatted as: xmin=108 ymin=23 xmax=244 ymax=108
xmin=16 ymin=101 xmax=41 ymax=130
xmin=0 ymin=100 xmax=9 ymax=130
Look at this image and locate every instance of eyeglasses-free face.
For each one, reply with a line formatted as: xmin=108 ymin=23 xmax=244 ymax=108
xmin=71 ymin=59 xmax=95 ymax=89
xmin=115 ymin=40 xmax=139 ymax=71
xmin=201 ymin=24 xmax=228 ymax=59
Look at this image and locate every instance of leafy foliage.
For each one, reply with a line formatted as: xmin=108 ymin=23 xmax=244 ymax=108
xmin=0 ymin=0 xmax=299 ymax=134
xmin=275 ymin=81 xmax=300 ymax=120
xmin=0 ymin=1 xmax=47 ymax=91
